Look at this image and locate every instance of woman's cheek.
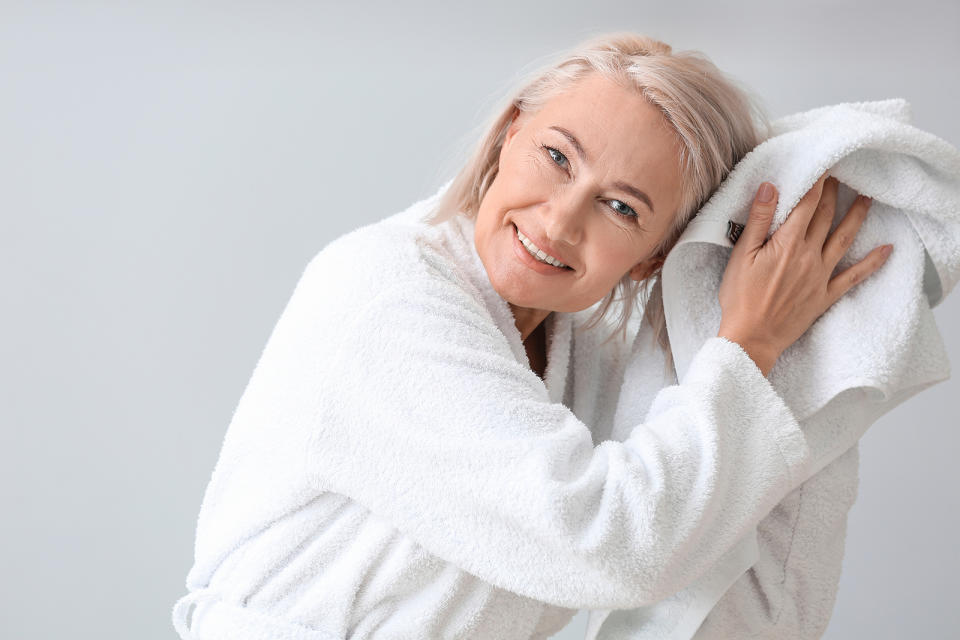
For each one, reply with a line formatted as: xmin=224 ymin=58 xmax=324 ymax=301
xmin=513 ymin=155 xmax=553 ymax=200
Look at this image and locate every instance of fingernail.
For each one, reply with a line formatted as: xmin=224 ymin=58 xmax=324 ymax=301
xmin=758 ymin=182 xmax=775 ymax=203
xmin=881 ymin=244 xmax=893 ymax=257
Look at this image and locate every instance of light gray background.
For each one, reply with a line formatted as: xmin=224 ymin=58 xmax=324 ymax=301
xmin=3 ymin=1 xmax=957 ymax=638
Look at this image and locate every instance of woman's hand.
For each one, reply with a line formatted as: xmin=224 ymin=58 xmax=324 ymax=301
xmin=717 ymin=172 xmax=893 ymax=377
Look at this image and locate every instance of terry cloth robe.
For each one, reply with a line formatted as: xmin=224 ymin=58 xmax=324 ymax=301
xmin=585 ymin=316 xmax=863 ymax=640
xmin=172 ymin=184 xmax=834 ymax=640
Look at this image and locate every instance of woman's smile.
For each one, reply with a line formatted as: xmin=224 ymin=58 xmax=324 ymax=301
xmin=511 ymin=223 xmax=575 ymax=275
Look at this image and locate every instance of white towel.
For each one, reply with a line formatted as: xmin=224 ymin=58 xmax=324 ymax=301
xmin=586 ymin=99 xmax=960 ymax=638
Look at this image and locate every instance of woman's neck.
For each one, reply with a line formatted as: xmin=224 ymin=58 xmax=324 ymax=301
xmin=509 ymin=304 xmax=552 ymax=342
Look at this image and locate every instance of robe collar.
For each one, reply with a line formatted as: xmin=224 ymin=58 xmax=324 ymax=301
xmin=443 ymin=212 xmax=573 ymax=404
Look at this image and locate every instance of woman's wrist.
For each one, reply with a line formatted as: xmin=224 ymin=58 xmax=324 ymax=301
xmin=715 ymin=327 xmax=779 ymax=377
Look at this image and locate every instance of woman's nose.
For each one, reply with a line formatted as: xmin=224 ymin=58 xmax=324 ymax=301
xmin=542 ymin=192 xmax=586 ymax=246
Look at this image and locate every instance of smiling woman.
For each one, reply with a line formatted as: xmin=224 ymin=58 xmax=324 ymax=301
xmin=173 ymin=32 xmax=887 ymax=640
xmin=426 ymin=34 xmax=773 ymax=379
xmin=474 ymin=73 xmax=684 ymax=341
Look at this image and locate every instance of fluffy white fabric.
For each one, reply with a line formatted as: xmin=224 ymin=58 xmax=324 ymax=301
xmin=173 ymin=182 xmax=830 ymax=639
xmin=586 ymin=98 xmax=960 ymax=639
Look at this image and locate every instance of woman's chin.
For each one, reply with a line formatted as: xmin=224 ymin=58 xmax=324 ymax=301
xmin=494 ymin=286 xmax=543 ymax=312
xmin=497 ymin=287 xmax=582 ymax=315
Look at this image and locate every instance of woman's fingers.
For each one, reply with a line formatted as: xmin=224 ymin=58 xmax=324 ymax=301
xmin=780 ymin=171 xmax=830 ymax=239
xmin=821 ymin=193 xmax=872 ymax=269
xmin=719 ymin=169 xmax=893 ymax=366
xmin=805 ymin=175 xmax=841 ymax=246
xmin=736 ymin=181 xmax=780 ymax=255
xmin=740 ymin=172 xmax=835 ymax=255
xmin=825 ymin=243 xmax=892 ymax=306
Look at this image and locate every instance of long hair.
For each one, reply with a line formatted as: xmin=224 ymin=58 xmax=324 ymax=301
xmin=426 ymin=32 xmax=770 ymax=374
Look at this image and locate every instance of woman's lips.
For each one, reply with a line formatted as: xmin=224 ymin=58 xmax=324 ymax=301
xmin=511 ymin=224 xmax=573 ymax=275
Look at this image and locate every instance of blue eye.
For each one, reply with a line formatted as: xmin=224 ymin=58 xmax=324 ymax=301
xmin=607 ymin=199 xmax=638 ymax=219
xmin=543 ymin=145 xmax=568 ymax=169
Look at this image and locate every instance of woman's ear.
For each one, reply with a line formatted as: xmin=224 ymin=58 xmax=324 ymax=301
xmin=628 ymin=254 xmax=665 ymax=282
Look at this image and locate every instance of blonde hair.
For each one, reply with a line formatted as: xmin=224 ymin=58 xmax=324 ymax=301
xmin=426 ymin=32 xmax=770 ymax=374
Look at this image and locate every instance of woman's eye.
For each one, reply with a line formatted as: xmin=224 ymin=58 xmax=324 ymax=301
xmin=543 ymin=145 xmax=568 ymax=170
xmin=608 ymin=199 xmax=638 ymax=219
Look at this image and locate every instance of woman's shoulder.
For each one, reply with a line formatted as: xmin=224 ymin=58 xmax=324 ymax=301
xmin=297 ymin=191 xmax=479 ymax=318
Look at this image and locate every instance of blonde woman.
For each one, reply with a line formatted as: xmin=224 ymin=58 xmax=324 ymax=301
xmin=173 ymin=33 xmax=888 ymax=639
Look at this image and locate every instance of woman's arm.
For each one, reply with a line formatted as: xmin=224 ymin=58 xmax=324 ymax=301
xmin=293 ymin=252 xmax=812 ymax=610
xmin=691 ymin=443 xmax=860 ymax=639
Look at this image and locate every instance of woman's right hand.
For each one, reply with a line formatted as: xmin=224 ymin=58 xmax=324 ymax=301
xmin=716 ymin=172 xmax=893 ymax=377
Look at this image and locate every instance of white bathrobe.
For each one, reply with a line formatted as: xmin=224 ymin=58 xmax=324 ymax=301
xmin=172 ymin=186 xmax=851 ymax=640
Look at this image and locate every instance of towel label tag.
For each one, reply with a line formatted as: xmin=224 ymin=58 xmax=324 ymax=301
xmin=726 ymin=220 xmax=745 ymax=245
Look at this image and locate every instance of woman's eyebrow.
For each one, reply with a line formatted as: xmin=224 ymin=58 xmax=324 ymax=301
xmin=548 ymin=125 xmax=656 ymax=215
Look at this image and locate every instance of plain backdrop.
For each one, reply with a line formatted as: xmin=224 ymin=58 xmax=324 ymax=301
xmin=2 ymin=1 xmax=958 ymax=638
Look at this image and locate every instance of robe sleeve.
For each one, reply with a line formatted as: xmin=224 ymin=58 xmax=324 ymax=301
xmin=303 ymin=267 xmax=813 ymax=610
xmin=690 ymin=443 xmax=860 ymax=639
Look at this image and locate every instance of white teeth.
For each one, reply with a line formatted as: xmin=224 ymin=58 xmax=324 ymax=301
xmin=516 ymin=227 xmax=569 ymax=269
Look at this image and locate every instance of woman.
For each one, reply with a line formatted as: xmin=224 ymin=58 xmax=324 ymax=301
xmin=173 ymin=33 xmax=890 ymax=639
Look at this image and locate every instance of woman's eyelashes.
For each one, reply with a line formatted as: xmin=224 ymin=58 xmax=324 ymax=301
xmin=544 ymin=145 xmax=570 ymax=170
xmin=540 ymin=143 xmax=640 ymax=221
xmin=607 ymin=199 xmax=638 ymax=219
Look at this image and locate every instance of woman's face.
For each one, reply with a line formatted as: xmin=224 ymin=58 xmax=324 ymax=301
xmin=475 ymin=72 xmax=684 ymax=314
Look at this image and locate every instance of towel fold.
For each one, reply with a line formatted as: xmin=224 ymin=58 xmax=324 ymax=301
xmin=586 ymin=98 xmax=959 ymax=639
